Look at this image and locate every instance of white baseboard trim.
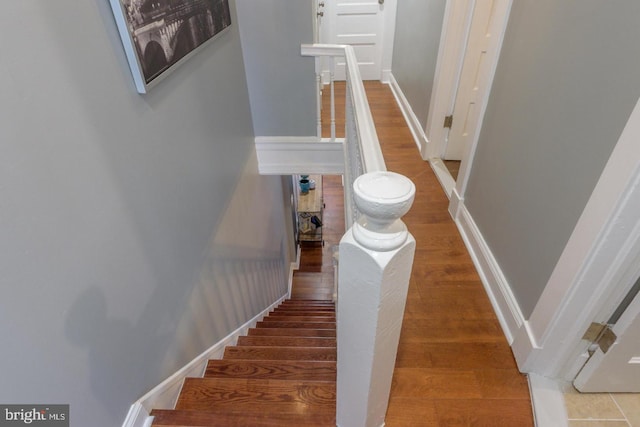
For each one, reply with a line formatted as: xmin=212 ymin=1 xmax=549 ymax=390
xmin=381 ymin=69 xmax=391 ymax=84
xmin=528 ymin=374 xmax=569 ymax=427
xmin=255 ymin=136 xmax=345 ymax=175
xmin=454 ymin=203 xmax=525 ymax=344
xmin=121 ymin=294 xmax=288 ymax=427
xmin=429 ymin=157 xmax=456 ymax=199
xmin=387 ymin=74 xmax=429 ymax=156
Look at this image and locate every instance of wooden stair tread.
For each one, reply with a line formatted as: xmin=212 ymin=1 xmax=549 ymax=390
xmin=269 ymin=310 xmax=336 ymax=317
xmin=205 ymin=359 xmax=336 ymax=381
xmin=237 ymin=336 xmax=336 ymax=347
xmin=224 ymin=345 xmax=337 ymax=361
xmin=175 ymin=377 xmax=336 ymax=412
xmin=150 ymin=409 xmax=335 ymax=427
xmin=262 ymin=315 xmax=336 ymax=322
xmin=256 ymin=320 xmax=335 ymax=329
xmin=247 ymin=327 xmax=336 ymax=337
xmin=272 ymin=307 xmax=335 ymax=312
xmin=280 ymin=300 xmax=333 ymax=303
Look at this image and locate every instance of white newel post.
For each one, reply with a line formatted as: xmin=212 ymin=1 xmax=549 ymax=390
xmin=337 ymin=171 xmax=416 ymax=427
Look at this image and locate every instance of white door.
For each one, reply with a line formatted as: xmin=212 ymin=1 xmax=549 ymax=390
xmin=442 ymin=0 xmax=511 ymax=160
xmin=325 ymin=0 xmax=386 ymax=81
xmin=574 ymin=281 xmax=640 ymax=392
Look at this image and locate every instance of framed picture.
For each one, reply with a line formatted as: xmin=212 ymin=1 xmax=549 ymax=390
xmin=109 ymin=0 xmax=231 ymax=93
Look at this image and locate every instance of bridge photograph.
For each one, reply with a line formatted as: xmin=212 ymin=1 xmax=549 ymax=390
xmin=114 ymin=0 xmax=231 ymax=87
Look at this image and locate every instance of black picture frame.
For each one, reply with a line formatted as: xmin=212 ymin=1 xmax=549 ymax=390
xmin=109 ymin=0 xmax=231 ymax=93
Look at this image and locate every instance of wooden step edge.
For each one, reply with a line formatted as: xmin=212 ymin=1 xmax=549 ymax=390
xmin=204 ymin=359 xmax=336 ymax=381
xmin=150 ymin=409 xmax=336 ymax=427
xmin=236 ymin=336 xmax=336 ymax=347
xmin=255 ymin=321 xmax=336 ymax=329
xmin=247 ymin=328 xmax=336 ymax=337
xmin=223 ymin=345 xmax=337 ymax=361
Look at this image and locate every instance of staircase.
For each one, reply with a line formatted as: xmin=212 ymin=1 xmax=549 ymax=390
xmin=150 ymin=299 xmax=337 ymax=426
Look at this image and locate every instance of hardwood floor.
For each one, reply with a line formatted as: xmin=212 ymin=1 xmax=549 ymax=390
xmin=301 ymin=81 xmax=534 ymax=426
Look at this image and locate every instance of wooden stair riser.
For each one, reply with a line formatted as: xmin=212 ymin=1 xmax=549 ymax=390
xmin=204 ymin=360 xmax=336 ymax=381
xmin=255 ymin=321 xmax=335 ymax=329
xmin=236 ymin=336 xmax=336 ymax=348
xmin=150 ymin=409 xmax=336 ymax=427
xmin=269 ymin=311 xmax=336 ymax=317
xmin=247 ymin=328 xmax=336 ymax=337
xmin=262 ymin=315 xmax=335 ymax=322
xmin=279 ymin=300 xmax=334 ymax=306
xmin=224 ymin=346 xmax=337 ymax=361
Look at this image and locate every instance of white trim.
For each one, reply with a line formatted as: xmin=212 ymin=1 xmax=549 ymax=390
xmin=514 ymin=97 xmax=640 ymax=379
xmin=451 ymin=0 xmax=513 ymax=201
xmin=121 ymin=294 xmax=287 ymax=427
xmin=528 ymin=374 xmax=569 ymax=427
xmin=425 ymin=0 xmax=474 ymax=160
xmin=429 ymin=158 xmax=455 ymax=199
xmin=379 ymin=0 xmax=398 ymax=82
xmin=255 ymin=136 xmax=345 ymax=175
xmin=387 ymin=73 xmax=429 ymax=155
xmin=454 ymin=202 xmax=525 ymax=344
xmin=288 ymin=245 xmax=301 ymax=298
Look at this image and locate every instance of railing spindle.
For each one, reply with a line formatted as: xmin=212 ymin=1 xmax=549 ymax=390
xmin=315 ymin=56 xmax=322 ymax=138
xmin=330 ymin=57 xmax=336 ymax=141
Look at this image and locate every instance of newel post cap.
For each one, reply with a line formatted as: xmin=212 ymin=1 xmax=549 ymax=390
xmin=352 ymin=171 xmax=415 ymax=251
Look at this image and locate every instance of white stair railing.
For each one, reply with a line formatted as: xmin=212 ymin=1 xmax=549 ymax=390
xmin=302 ymin=44 xmax=416 ymax=427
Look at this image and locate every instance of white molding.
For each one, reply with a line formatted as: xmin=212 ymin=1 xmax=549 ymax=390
xmin=379 ymin=0 xmax=398 ymax=83
xmin=255 ymin=136 xmax=345 ymax=175
xmin=387 ymin=73 xmax=429 ymax=156
xmin=528 ymin=374 xmax=569 ymax=427
xmin=448 ymin=187 xmax=463 ymax=219
xmin=454 ymin=202 xmax=525 ymax=344
xmin=121 ymin=294 xmax=287 ymax=427
xmin=428 ymin=158 xmax=455 ymax=199
xmin=425 ymin=0 xmax=474 ymax=159
xmin=288 ymin=245 xmax=301 ymax=298
xmin=452 ymin=0 xmax=513 ymax=200
xmin=516 ymin=97 xmax=640 ymax=378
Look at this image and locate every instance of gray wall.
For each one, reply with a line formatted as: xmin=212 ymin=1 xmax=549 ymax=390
xmin=0 ymin=1 xmax=291 ymax=426
xmin=392 ymin=0 xmax=446 ymax=128
xmin=236 ymin=0 xmax=316 ymax=136
xmin=464 ymin=0 xmax=640 ymax=318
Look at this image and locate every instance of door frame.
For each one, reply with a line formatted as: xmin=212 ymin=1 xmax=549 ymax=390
xmin=510 ymin=96 xmax=640 ymax=380
xmin=424 ymin=0 xmax=513 ymax=201
xmin=318 ymin=0 xmax=398 ymax=83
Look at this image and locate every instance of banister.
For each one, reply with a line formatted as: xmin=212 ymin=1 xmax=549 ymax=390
xmin=301 ymin=43 xmax=416 ymax=427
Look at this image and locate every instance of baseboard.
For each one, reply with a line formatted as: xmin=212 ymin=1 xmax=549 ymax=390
xmin=429 ymin=157 xmax=456 ymax=199
xmin=454 ymin=203 xmax=525 ymax=344
xmin=528 ymin=374 xmax=569 ymax=427
xmin=121 ymin=294 xmax=287 ymax=427
xmin=387 ymin=74 xmax=429 ymax=156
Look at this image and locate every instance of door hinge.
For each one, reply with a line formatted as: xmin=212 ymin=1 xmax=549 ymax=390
xmin=443 ymin=115 xmax=453 ymax=128
xmin=582 ymin=322 xmax=617 ymax=354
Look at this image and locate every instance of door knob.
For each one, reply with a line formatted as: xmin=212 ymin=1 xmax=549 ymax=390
xmin=317 ymin=11 xmax=324 ymax=17
xmin=319 ymin=1 xmax=325 ymax=7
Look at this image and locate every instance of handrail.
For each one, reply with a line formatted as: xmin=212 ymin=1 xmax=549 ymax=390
xmin=301 ymin=44 xmax=386 ymax=173
xmin=301 ymin=43 xmax=386 ymax=228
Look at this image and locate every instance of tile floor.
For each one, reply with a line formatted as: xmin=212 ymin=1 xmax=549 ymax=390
xmin=564 ymin=388 xmax=640 ymax=426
